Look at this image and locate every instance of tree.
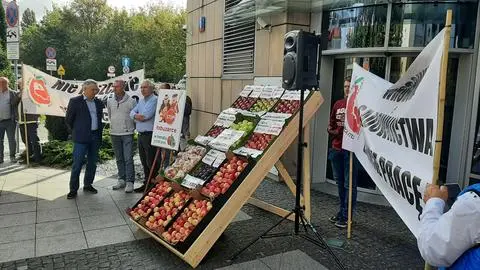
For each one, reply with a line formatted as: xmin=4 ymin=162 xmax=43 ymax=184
xmin=0 ymin=4 xmax=6 ymax=49
xmin=21 ymin=8 xmax=37 ymax=29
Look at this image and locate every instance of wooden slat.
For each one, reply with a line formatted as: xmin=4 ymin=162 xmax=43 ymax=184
xmin=248 ymin=197 xmax=295 ymax=221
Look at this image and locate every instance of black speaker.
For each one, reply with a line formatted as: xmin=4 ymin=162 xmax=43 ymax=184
xmin=282 ymin=30 xmax=320 ymax=90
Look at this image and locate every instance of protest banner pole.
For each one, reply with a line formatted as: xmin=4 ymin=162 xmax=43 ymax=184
xmin=144 ymin=148 xmax=161 ymax=194
xmin=425 ymin=9 xmax=452 ymax=270
xmin=347 ymin=152 xmax=353 ymax=239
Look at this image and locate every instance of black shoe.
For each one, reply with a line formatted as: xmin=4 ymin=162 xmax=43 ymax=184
xmin=335 ymin=220 xmax=347 ymax=229
xmin=134 ymin=184 xmax=146 ymax=193
xmin=83 ymin=185 xmax=98 ymax=194
xmin=67 ymin=192 xmax=77 ymax=199
xmin=329 ymin=215 xmax=339 ymax=223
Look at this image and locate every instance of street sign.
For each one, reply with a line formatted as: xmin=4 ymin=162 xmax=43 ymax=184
xmin=121 ymin=57 xmax=131 ymax=67
xmin=6 ymin=42 xmax=19 ymax=60
xmin=107 ymin=73 xmax=115 ymax=78
xmin=5 ymin=1 xmax=19 ymax=28
xmin=122 ymin=66 xmax=130 ymax=74
xmin=45 ymin=47 xmax=56 ymax=59
xmin=6 ymin=26 xmax=18 ymax=42
xmin=46 ymin=59 xmax=57 ymax=71
xmin=108 ymin=65 xmax=115 ymax=73
xmin=57 ymin=65 xmax=65 ymax=76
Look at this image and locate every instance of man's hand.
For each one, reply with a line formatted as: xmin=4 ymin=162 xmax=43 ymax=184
xmin=327 ymin=125 xmax=338 ymax=135
xmin=134 ymin=114 xmax=145 ymax=122
xmin=423 ymin=184 xmax=448 ymax=203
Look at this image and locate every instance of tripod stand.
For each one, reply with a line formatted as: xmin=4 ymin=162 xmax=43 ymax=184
xmin=229 ymin=88 xmax=346 ymax=270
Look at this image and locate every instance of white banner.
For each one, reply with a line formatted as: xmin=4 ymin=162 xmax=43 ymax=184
xmin=151 ymin=89 xmax=186 ymax=151
xmin=342 ymin=29 xmax=446 ymax=237
xmin=21 ymin=65 xmax=144 ymax=121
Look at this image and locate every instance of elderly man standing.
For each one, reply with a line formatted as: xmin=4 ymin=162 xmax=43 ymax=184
xmin=130 ymin=80 xmax=158 ymax=193
xmin=0 ymin=77 xmax=20 ymax=164
xmin=107 ymin=80 xmax=137 ymax=193
xmin=65 ymin=80 xmax=104 ymax=199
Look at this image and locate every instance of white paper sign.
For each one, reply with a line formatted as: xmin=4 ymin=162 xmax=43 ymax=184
xmin=254 ymin=119 xmax=285 ymax=136
xmin=249 ymin=85 xmax=264 ymax=98
xmin=214 ymin=111 xmax=237 ymax=127
xmin=208 ymin=129 xmax=245 ymax=152
xmin=151 ymin=90 xmax=186 ymax=151
xmin=260 ymin=86 xmax=285 ymax=99
xmin=212 ymin=152 xmax=226 ymax=168
xmin=263 ymin=112 xmax=292 ymax=121
xmin=282 ymin=90 xmax=311 ymax=100
xmin=233 ymin=147 xmax=263 ymax=158
xmin=239 ymin=85 xmax=254 ymax=97
xmin=181 ymin=175 xmax=205 ymax=189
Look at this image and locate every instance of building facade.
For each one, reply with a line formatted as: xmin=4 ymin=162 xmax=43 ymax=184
xmin=186 ymin=0 xmax=480 ymax=204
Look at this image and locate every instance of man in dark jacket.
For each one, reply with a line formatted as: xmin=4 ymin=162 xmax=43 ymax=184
xmin=0 ymin=77 xmax=20 ymax=164
xmin=65 ymin=80 xmax=104 ymax=199
xmin=17 ymin=81 xmax=42 ymax=164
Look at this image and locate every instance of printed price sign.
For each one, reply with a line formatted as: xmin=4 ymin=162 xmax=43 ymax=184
xmin=263 ymin=112 xmax=293 ymax=121
xmin=202 ymin=149 xmax=221 ymax=165
xmin=239 ymin=85 xmax=254 ymax=97
xmin=282 ymin=90 xmax=311 ymax=100
xmin=181 ymin=175 xmax=205 ymax=189
xmin=212 ymin=151 xmax=226 ymax=168
xmin=194 ymin=135 xmax=213 ymax=146
xmin=254 ymin=119 xmax=285 ymax=136
xmin=208 ymin=129 xmax=245 ymax=152
xmin=249 ymin=85 xmax=264 ymax=98
xmin=233 ymin=147 xmax=263 ymax=158
xmin=214 ymin=111 xmax=237 ymax=127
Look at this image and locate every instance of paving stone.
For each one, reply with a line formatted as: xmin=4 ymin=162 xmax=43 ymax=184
xmin=0 ymin=201 xmax=36 ymax=215
xmin=37 ymin=207 xmax=78 ymax=223
xmin=0 ymin=212 xmax=36 ymax=228
xmin=0 ymin=240 xmax=35 ymax=264
xmin=35 ymin=232 xmax=87 ymax=257
xmin=35 ymin=218 xmax=83 ymax=239
xmin=0 ymin=224 xmax=35 ymax=244
xmin=81 ymin=213 xmax=126 ymax=231
xmin=84 ymin=225 xmax=135 ymax=248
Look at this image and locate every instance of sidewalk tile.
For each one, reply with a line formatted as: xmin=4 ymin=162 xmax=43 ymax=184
xmin=215 ymin=260 xmax=271 ymax=270
xmin=35 ymin=232 xmax=87 ymax=257
xmin=37 ymin=198 xmax=77 ymax=211
xmin=0 ymin=201 xmax=36 ymax=215
xmin=0 ymin=240 xmax=35 ymax=263
xmin=0 ymin=212 xmax=36 ymax=228
xmin=36 ymin=218 xmax=83 ymax=239
xmin=37 ymin=207 xmax=79 ymax=223
xmin=84 ymin=225 xmax=135 ymax=248
xmin=0 ymin=224 xmax=35 ymax=244
xmin=81 ymin=213 xmax=126 ymax=231
xmin=259 ymin=250 xmax=328 ymax=270
xmin=77 ymin=201 xmax=118 ymax=218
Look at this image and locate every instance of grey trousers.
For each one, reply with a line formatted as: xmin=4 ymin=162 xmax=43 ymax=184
xmin=0 ymin=119 xmax=16 ymax=161
xmin=111 ymin=134 xmax=135 ymax=183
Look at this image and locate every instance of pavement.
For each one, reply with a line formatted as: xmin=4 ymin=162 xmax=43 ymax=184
xmin=0 ymin=160 xmax=424 ymax=269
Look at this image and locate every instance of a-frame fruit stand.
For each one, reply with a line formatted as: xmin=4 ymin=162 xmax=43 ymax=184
xmin=129 ymin=88 xmax=324 ymax=268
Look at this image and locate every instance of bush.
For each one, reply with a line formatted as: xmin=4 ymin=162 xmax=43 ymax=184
xmin=40 ymin=128 xmax=116 ymax=168
xmin=45 ymin=116 xmax=69 ymax=141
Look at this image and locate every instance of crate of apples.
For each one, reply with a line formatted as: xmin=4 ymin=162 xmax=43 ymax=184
xmin=206 ymin=126 xmax=225 ymax=138
xmin=145 ymin=190 xmax=191 ymax=230
xmin=273 ymin=99 xmax=300 ymax=114
xmin=129 ymin=181 xmax=173 ymax=221
xmin=249 ymin=98 xmax=278 ymax=113
xmin=245 ymin=133 xmax=275 ymax=151
xmin=201 ymin=156 xmax=248 ymax=198
xmin=161 ymin=199 xmax=213 ymax=244
xmin=232 ymin=96 xmax=256 ymax=110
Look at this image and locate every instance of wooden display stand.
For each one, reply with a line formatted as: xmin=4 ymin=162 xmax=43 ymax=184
xmin=132 ymin=92 xmax=324 ymax=268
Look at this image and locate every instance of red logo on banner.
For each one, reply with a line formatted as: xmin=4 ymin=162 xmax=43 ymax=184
xmin=346 ymin=77 xmax=363 ymax=134
xmin=28 ymin=76 xmax=51 ymax=105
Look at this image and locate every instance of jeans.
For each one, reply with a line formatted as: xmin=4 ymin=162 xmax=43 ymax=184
xmin=111 ymin=134 xmax=135 ymax=183
xmin=20 ymin=123 xmax=42 ymax=162
xmin=328 ymin=148 xmax=359 ymax=221
xmin=70 ymin=131 xmax=101 ymax=192
xmin=0 ymin=119 xmax=16 ymax=161
xmin=138 ymin=132 xmax=160 ymax=183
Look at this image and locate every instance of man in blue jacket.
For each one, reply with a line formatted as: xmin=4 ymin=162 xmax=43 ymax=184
xmin=65 ymin=80 xmax=104 ymax=199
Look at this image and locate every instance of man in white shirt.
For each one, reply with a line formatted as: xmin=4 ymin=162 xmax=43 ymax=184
xmin=417 ymin=183 xmax=480 ymax=268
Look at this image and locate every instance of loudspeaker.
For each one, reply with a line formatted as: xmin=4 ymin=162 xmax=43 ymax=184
xmin=282 ymin=30 xmax=319 ymax=90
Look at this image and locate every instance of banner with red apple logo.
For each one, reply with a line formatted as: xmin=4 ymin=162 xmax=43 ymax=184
xmin=342 ymin=29 xmax=446 ymax=237
xmin=21 ymin=65 xmax=144 ymax=121
xmin=152 ymin=89 xmax=187 ymax=151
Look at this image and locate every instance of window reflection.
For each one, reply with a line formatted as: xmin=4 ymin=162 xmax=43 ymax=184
xmin=389 ymin=3 xmax=477 ymax=48
xmin=323 ymin=4 xmax=387 ymax=49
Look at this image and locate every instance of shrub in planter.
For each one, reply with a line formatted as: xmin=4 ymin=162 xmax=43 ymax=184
xmin=45 ymin=116 xmax=69 ymax=141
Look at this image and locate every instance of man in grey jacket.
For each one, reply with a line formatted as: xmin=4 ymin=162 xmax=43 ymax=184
xmin=0 ymin=77 xmax=20 ymax=164
xmin=107 ymin=79 xmax=137 ymax=192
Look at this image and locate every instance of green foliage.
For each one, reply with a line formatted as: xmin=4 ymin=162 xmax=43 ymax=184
xmin=41 ymin=128 xmax=116 ymax=168
xmin=20 ymin=0 xmax=186 ymax=82
xmin=0 ymin=4 xmax=6 ymax=49
xmin=45 ymin=115 xmax=69 ymax=141
xmin=21 ymin=8 xmax=37 ymax=29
